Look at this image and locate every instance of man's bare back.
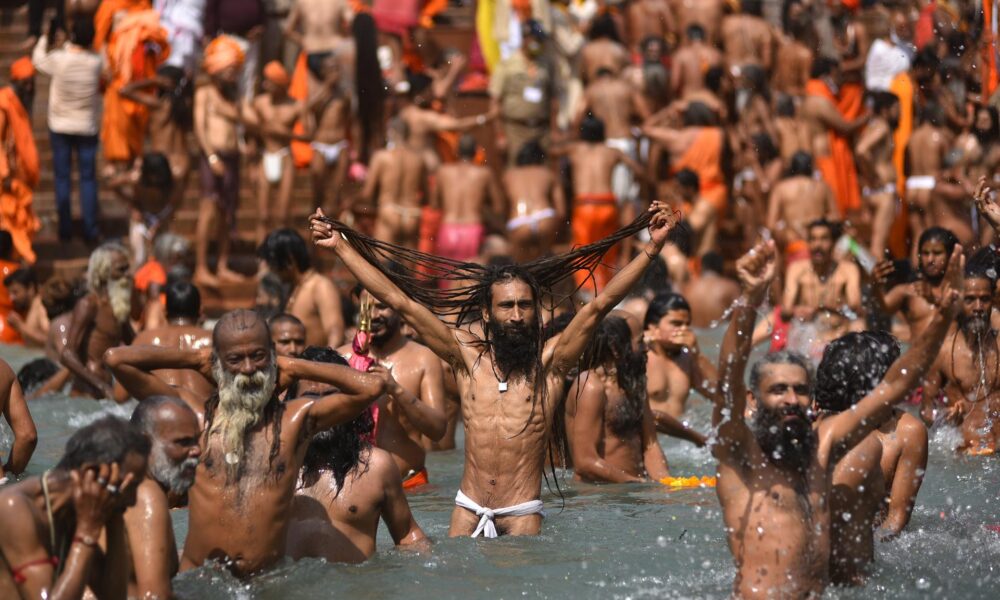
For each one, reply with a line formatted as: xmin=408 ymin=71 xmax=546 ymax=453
xmin=436 ymin=162 xmax=496 ymax=224
xmin=767 ymin=177 xmax=838 ymax=247
xmin=133 ymin=324 xmax=214 ymax=411
xmin=672 ymin=41 xmax=722 ymax=98
xmin=675 ymin=0 xmax=724 ymax=44
xmin=503 ymin=165 xmax=563 ymax=263
xmin=581 ymin=77 xmax=646 ymax=140
xmin=287 ymin=0 xmax=351 ymax=53
xmin=626 ymin=0 xmax=674 ymax=53
xmin=720 ymin=13 xmax=773 ymax=72
xmin=368 ymin=146 xmax=428 ymax=248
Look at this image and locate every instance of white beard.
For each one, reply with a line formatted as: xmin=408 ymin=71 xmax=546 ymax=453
xmin=107 ymin=277 xmax=133 ymax=324
xmin=149 ymin=442 xmax=199 ymax=495
xmin=211 ymin=355 xmax=278 ymax=479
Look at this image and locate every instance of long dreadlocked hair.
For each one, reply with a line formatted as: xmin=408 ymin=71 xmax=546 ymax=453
xmin=318 ymin=210 xmax=670 ymax=496
xmin=578 ymin=316 xmax=647 ymax=437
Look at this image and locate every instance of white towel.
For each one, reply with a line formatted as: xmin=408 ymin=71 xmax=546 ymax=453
xmin=455 ymin=490 xmax=544 ymax=538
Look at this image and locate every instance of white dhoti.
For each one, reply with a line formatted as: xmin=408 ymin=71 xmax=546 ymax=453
xmin=455 ymin=490 xmax=545 ymax=538
xmin=606 ymin=136 xmax=638 ymax=206
xmin=906 ymin=176 xmax=936 ymax=191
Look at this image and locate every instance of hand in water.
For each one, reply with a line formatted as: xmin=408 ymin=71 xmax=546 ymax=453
xmin=972 ymin=176 xmax=1000 ymax=231
xmin=945 ymin=399 xmax=968 ymax=425
xmin=309 ymin=208 xmax=340 ymax=250
xmin=735 ymin=240 xmax=777 ymax=301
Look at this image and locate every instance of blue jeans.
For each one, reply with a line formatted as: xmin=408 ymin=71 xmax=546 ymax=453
xmin=50 ymin=130 xmax=99 ymax=240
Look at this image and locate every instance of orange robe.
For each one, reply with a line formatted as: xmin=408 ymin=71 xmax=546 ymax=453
xmin=888 ymin=72 xmax=915 ymax=258
xmin=100 ymin=10 xmax=170 ymax=163
xmin=671 ymin=128 xmax=727 ymax=217
xmin=289 ymin=53 xmax=315 ymax=168
xmin=0 ymin=87 xmax=40 ymax=264
xmin=0 ymin=259 xmax=22 ymax=344
xmin=93 ymin=0 xmax=150 ymax=50
xmin=806 ymin=79 xmax=861 ymax=216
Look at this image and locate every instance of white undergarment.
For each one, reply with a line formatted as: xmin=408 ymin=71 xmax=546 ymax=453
xmin=455 ymin=489 xmax=545 ymax=538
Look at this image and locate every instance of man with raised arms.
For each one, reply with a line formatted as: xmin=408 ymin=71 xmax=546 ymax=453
xmin=310 ymin=202 xmax=678 ymax=537
xmin=0 ymin=358 xmax=37 ymax=484
xmin=712 ymin=239 xmax=960 ymax=597
xmin=104 ymin=309 xmax=386 ymax=576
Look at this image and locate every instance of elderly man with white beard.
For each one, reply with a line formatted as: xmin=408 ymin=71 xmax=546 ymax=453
xmin=125 ymin=396 xmax=202 ymax=599
xmin=61 ymin=242 xmax=136 ymax=399
xmin=104 ymin=309 xmax=388 ymax=577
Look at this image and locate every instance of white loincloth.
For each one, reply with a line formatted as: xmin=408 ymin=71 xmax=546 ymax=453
xmin=455 ymin=490 xmax=544 ymax=538
xmin=906 ymin=176 xmax=936 ymax=191
xmin=312 ymin=140 xmax=348 ymax=166
xmin=262 ymin=147 xmax=289 ymax=183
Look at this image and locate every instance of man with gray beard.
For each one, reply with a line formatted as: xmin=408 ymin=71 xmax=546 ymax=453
xmin=61 ymin=242 xmax=136 ymax=399
xmin=105 ymin=309 xmax=387 ymax=576
xmin=125 ymin=396 xmax=202 ymax=599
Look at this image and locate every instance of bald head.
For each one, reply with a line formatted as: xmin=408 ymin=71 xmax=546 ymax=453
xmin=213 ymin=309 xmax=274 ymax=377
xmin=131 ymin=395 xmax=196 ymax=436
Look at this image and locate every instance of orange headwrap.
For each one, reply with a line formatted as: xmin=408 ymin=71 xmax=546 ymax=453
xmin=262 ymin=61 xmax=290 ymax=88
xmin=9 ymin=57 xmax=35 ymax=81
xmin=203 ymin=35 xmax=245 ymax=75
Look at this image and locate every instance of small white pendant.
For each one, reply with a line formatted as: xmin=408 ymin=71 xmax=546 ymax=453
xmin=498 ymin=381 xmax=508 ymax=393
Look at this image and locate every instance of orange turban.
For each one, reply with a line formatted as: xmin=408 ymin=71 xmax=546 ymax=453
xmin=262 ymin=61 xmax=290 ymax=88
xmin=203 ymin=35 xmax=245 ymax=75
xmin=9 ymin=57 xmax=35 ymax=81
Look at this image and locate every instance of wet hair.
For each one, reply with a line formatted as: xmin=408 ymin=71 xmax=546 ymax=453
xmin=869 ymin=91 xmax=899 ymax=115
xmin=165 ymin=280 xmax=200 ymax=321
xmin=742 ymin=0 xmax=763 ymax=17
xmin=353 ymin=11 xmax=383 ymax=163
xmin=458 ymin=134 xmax=477 ymax=160
xmin=579 ymin=316 xmax=646 ymax=436
xmin=701 ymin=251 xmax=724 ymax=275
xmin=515 ymin=140 xmax=547 ymax=166
xmin=807 ymin=218 xmax=841 ymax=240
xmin=676 ymin=168 xmax=700 ymax=191
xmin=749 ymin=351 xmax=814 ymax=397
xmin=130 ymin=395 xmax=193 ymax=435
xmin=815 ymin=331 xmax=900 ymax=412
xmin=918 ymin=226 xmax=959 ymax=254
xmin=17 ymin=358 xmax=60 ymax=396
xmin=788 ymin=151 xmax=814 ymax=177
xmin=0 ymin=231 xmax=12 ymax=260
xmin=683 ymin=102 xmax=714 ymax=127
xmin=975 ymin=106 xmax=1000 ymax=144
xmin=589 ymin=12 xmax=621 ymax=42
xmin=643 ymin=292 xmax=692 ymax=329
xmin=55 ymin=416 xmax=151 ymax=470
xmin=580 ymin=114 xmax=606 ymax=142
xmin=286 ymin=345 xmax=349 ymax=399
xmin=86 ymin=242 xmax=129 ymax=292
xmin=257 ymin=229 xmax=312 ymax=273
xmin=71 ymin=18 xmax=95 ymax=47
xmin=919 ymin=102 xmax=945 ymax=126
xmin=686 ymin=24 xmax=706 ymax=41
xmin=268 ymin=312 xmax=305 ymax=331
xmin=810 ymin=56 xmax=839 ymax=79
xmin=966 ymin=247 xmax=1000 ymax=290
xmin=640 ymin=35 xmax=665 ymax=54
xmin=140 ymin=153 xmax=174 ymax=194
xmin=543 ymin=312 xmax=575 ymax=342
xmin=595 ymin=66 xmax=615 ymax=79
xmin=3 ymin=267 xmax=36 ymax=290
xmin=751 ymin=133 xmax=778 ymax=165
xmin=156 ymin=65 xmax=193 ymax=130
xmin=297 ymin=346 xmax=372 ymax=496
xmin=523 ymin=18 xmax=547 ymax=42
xmin=631 ymin=254 xmax=670 ymax=299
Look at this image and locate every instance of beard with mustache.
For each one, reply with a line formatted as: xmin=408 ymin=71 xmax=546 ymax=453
xmin=149 ymin=442 xmax=200 ymax=495
xmin=488 ymin=318 xmax=539 ymax=382
xmin=959 ymin=312 xmax=992 ymax=350
xmin=210 ymin=354 xmax=278 ymax=480
xmin=107 ymin=276 xmax=133 ymax=324
xmin=751 ymin=404 xmax=816 ymax=476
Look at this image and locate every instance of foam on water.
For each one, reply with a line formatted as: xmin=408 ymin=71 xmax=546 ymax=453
xmin=2 ymin=333 xmax=999 ymax=599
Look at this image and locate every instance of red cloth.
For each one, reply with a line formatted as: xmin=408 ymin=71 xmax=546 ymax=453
xmin=372 ymin=0 xmax=420 ymax=36
xmin=402 ymin=467 xmax=429 ymax=490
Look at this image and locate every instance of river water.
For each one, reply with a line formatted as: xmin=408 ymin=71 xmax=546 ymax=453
xmin=2 ymin=332 xmax=999 ymax=599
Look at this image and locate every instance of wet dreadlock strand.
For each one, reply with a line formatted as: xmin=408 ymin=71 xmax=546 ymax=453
xmin=315 ymin=210 xmax=656 ymax=324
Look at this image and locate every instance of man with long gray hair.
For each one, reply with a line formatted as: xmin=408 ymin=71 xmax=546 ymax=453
xmin=61 ymin=242 xmax=135 ymax=399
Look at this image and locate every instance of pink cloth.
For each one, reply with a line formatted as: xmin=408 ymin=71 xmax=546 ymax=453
xmin=349 ymin=331 xmax=379 ymax=443
xmin=435 ymin=222 xmax=484 ymax=262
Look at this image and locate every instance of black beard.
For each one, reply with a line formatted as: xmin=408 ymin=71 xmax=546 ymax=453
xmin=370 ymin=319 xmax=400 ymax=347
xmin=959 ymin=314 xmax=991 ymax=347
xmin=974 ymin=128 xmax=996 ymax=148
xmin=488 ymin=319 xmax=538 ymax=381
xmin=752 ymin=405 xmax=816 ymax=475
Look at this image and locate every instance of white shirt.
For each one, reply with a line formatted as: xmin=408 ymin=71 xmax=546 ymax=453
xmin=864 ymin=38 xmax=911 ymax=92
xmin=31 ymin=38 xmax=104 ymax=136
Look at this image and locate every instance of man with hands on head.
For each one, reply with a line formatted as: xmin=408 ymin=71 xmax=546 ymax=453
xmin=0 ymin=416 xmax=149 ymax=600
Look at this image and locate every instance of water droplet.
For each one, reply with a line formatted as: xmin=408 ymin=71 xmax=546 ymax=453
xmin=657 ymin=536 xmax=667 ymax=547
xmin=916 ymin=577 xmax=931 ymax=590
xmin=225 ymin=452 xmax=239 ymax=465
xmin=842 ymin=512 xmax=853 ymax=522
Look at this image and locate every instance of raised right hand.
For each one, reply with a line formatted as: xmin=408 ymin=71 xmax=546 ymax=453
xmin=972 ymin=176 xmax=1000 ymax=231
xmin=936 ymin=244 xmax=965 ymax=317
xmin=735 ymin=240 xmax=776 ymax=300
xmin=309 ymin=208 xmax=340 ymax=250
xmin=872 ymin=259 xmax=895 ymax=285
